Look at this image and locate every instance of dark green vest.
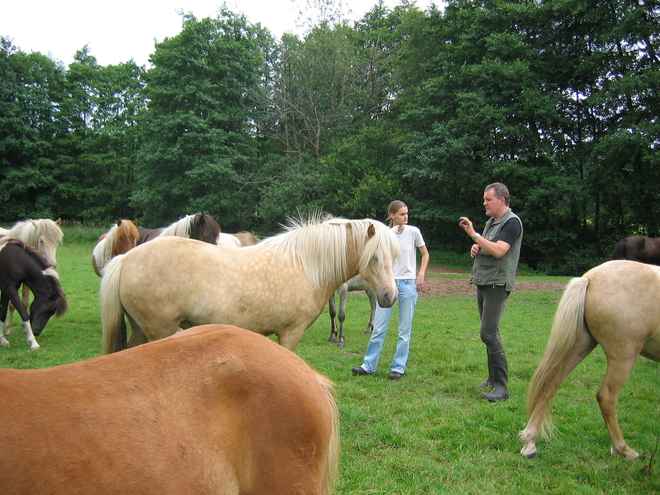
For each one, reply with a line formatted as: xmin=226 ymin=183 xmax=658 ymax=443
xmin=470 ymin=209 xmax=523 ymax=291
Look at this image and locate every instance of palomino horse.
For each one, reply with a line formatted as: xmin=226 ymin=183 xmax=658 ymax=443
xmin=0 ymin=219 xmax=63 ymax=336
xmin=136 ymin=213 xmax=221 ymax=244
xmin=0 ymin=238 xmax=67 ymax=349
xmin=0 ymin=324 xmax=339 ymax=495
xmin=519 ymin=260 xmax=660 ymax=460
xmin=91 ymin=218 xmax=139 ymax=276
xmin=328 ymin=274 xmax=377 ymax=347
xmin=612 ymin=235 xmax=660 ymax=264
xmin=101 ymin=216 xmax=400 ymax=353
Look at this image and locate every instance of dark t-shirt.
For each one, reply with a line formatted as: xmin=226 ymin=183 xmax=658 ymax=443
xmin=497 ymin=218 xmax=522 ymax=246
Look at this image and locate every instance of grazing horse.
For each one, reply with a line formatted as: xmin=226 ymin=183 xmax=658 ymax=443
xmin=101 ymin=215 xmax=400 ymax=353
xmin=91 ymin=218 xmax=139 ymax=276
xmin=328 ymin=274 xmax=377 ymax=347
xmin=612 ymin=235 xmax=660 ymax=264
xmin=137 ymin=213 xmax=221 ymax=245
xmin=0 ymin=238 xmax=68 ymax=349
xmin=0 ymin=219 xmax=63 ymax=335
xmin=0 ymin=324 xmax=339 ymax=495
xmin=519 ymin=260 xmax=660 ymax=460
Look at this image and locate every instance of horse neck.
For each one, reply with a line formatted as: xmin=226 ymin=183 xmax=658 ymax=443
xmin=13 ymin=255 xmax=52 ymax=298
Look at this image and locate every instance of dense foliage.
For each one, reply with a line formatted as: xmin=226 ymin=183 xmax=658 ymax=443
xmin=2 ymin=0 xmax=660 ymax=274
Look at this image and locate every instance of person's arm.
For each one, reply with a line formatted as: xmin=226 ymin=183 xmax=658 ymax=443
xmin=416 ymin=244 xmax=430 ymax=290
xmin=459 ymin=216 xmax=514 ymax=259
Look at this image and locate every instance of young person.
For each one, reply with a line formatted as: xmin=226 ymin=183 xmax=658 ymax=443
xmin=352 ymin=200 xmax=429 ymax=379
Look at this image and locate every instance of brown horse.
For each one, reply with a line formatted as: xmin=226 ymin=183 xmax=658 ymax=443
xmin=136 ymin=213 xmax=221 ymax=245
xmin=612 ymin=235 xmax=660 ymax=264
xmin=91 ymin=218 xmax=139 ymax=276
xmin=101 ymin=215 xmax=400 ymax=353
xmin=0 ymin=324 xmax=339 ymax=495
xmin=519 ymin=260 xmax=660 ymax=460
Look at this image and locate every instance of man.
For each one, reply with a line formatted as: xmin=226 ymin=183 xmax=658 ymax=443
xmin=458 ymin=183 xmax=523 ymax=401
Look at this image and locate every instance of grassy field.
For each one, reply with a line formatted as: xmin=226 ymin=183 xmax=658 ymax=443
xmin=2 ymin=235 xmax=660 ymax=494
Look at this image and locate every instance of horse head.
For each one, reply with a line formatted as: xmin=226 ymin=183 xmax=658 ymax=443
xmin=353 ymin=221 xmax=399 ymax=308
xmin=34 ymin=219 xmax=64 ymax=269
xmin=112 ymin=218 xmax=139 ymax=257
xmin=29 ymin=271 xmax=67 ymax=336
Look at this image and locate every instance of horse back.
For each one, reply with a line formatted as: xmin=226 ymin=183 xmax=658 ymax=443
xmin=0 ymin=325 xmax=337 ymax=495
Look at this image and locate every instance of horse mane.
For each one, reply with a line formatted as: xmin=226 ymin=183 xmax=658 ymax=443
xmin=4 ymin=238 xmax=52 ymax=271
xmin=44 ymin=270 xmax=68 ymax=317
xmin=260 ymin=214 xmax=400 ymax=291
xmin=159 ymin=214 xmax=195 ymax=238
xmin=11 ymin=219 xmax=64 ymax=245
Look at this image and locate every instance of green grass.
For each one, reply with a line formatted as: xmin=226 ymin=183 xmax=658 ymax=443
xmin=2 ymin=237 xmax=660 ymax=494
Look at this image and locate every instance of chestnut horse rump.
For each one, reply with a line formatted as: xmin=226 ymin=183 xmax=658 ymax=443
xmin=0 ymin=324 xmax=338 ymax=495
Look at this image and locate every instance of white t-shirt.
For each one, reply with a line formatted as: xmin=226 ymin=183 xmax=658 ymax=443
xmin=392 ymin=225 xmax=425 ymax=280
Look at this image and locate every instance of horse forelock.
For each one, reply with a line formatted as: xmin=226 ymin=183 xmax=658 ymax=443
xmin=354 ymin=220 xmax=400 ymax=274
xmin=44 ymin=272 xmax=68 ymax=316
xmin=261 ymin=215 xmax=349 ymax=290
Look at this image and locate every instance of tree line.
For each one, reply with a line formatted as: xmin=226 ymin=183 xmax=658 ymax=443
xmin=1 ymin=0 xmax=659 ymax=275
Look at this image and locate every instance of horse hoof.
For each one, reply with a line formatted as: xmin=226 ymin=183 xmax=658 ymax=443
xmin=1 ymin=341 xmax=10 ymax=347
xmin=337 ymin=342 xmax=345 ymax=348
xmin=6 ymin=331 xmax=13 ymax=337
xmin=523 ymin=452 xmax=536 ymax=459
xmin=327 ymin=337 xmax=336 ymax=344
xmin=29 ymin=344 xmax=40 ymax=350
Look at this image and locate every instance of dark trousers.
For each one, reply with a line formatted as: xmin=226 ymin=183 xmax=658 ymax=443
xmin=476 ymin=285 xmax=510 ymax=354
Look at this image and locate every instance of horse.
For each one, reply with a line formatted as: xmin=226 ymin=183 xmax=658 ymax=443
xmin=328 ymin=274 xmax=377 ymax=347
xmin=612 ymin=235 xmax=660 ymax=264
xmin=91 ymin=218 xmax=139 ymax=276
xmin=101 ymin=215 xmax=400 ymax=353
xmin=519 ymin=260 xmax=660 ymax=460
xmin=0 ymin=238 xmax=68 ymax=349
xmin=0 ymin=324 xmax=339 ymax=495
xmin=137 ymin=213 xmax=221 ymax=245
xmin=0 ymin=219 xmax=63 ymax=335
xmin=229 ymin=231 xmax=259 ymax=246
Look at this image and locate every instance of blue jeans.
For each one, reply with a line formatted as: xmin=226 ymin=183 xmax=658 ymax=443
xmin=361 ymin=279 xmax=418 ymax=374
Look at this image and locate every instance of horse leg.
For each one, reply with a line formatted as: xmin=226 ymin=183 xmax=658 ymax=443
xmin=364 ymin=287 xmax=377 ymax=334
xmin=0 ymin=295 xmax=10 ymax=346
xmin=519 ymin=330 xmax=597 ymax=458
xmin=597 ymin=355 xmax=640 ymax=460
xmin=278 ymin=327 xmax=306 ymax=352
xmin=21 ymin=319 xmax=40 ymax=350
xmin=327 ymin=294 xmax=338 ymax=344
xmin=126 ymin=314 xmax=149 ymax=348
xmin=337 ymin=285 xmax=347 ymax=347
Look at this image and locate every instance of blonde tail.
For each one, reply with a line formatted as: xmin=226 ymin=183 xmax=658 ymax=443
xmin=100 ymin=254 xmax=127 ymax=354
xmin=316 ymin=372 xmax=339 ymax=495
xmin=526 ymin=277 xmax=589 ymax=440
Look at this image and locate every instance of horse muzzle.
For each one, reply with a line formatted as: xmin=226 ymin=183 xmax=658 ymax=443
xmin=377 ymin=291 xmax=398 ymax=308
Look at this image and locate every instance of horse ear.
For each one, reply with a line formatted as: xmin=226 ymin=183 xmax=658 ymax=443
xmin=116 ymin=219 xmax=123 ymax=226
xmin=132 ymin=218 xmax=139 ymax=226
xmin=55 ymin=218 xmax=62 ymax=225
xmin=367 ymin=223 xmax=376 ymax=238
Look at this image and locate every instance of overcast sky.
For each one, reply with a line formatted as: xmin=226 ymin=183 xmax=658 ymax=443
xmin=1 ymin=0 xmax=426 ymax=67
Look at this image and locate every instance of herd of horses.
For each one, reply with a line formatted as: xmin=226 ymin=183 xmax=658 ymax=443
xmin=1 ymin=219 xmax=660 ymax=491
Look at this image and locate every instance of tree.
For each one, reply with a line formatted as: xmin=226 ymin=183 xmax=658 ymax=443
xmin=133 ymin=10 xmax=274 ymax=228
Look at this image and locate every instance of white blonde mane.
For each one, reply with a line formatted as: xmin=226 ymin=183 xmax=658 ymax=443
xmin=158 ymin=214 xmax=195 ymax=238
xmin=10 ymin=219 xmax=64 ymax=247
xmin=93 ymin=224 xmax=121 ymax=272
xmin=259 ymin=215 xmax=400 ymax=291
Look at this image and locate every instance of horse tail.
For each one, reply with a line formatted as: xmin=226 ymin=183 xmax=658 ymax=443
xmin=316 ymin=372 xmax=339 ymax=495
xmin=525 ymin=276 xmax=589 ymax=441
xmin=100 ymin=254 xmax=128 ymax=354
xmin=612 ymin=239 xmax=626 ymax=259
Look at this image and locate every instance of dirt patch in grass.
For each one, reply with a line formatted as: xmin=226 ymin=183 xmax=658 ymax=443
xmin=421 ymin=266 xmax=567 ymax=297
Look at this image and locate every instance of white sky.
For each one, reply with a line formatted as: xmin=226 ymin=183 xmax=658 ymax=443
xmin=0 ymin=0 xmax=426 ymax=67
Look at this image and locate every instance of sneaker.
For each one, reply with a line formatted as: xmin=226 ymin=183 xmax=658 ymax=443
xmin=388 ymin=371 xmax=403 ymax=380
xmin=351 ymin=366 xmax=373 ymax=376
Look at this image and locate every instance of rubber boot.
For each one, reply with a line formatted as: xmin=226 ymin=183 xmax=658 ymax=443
xmin=483 ymin=350 xmax=509 ymax=402
xmin=475 ymin=350 xmax=493 ymax=389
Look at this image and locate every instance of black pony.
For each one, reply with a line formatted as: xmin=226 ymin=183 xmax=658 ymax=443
xmin=0 ymin=238 xmax=67 ymax=349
